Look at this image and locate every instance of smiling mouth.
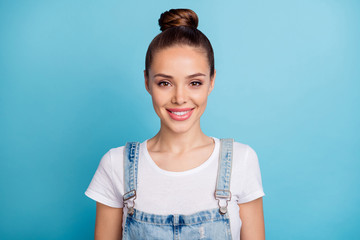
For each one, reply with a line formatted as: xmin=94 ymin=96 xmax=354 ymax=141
xmin=166 ymin=108 xmax=195 ymax=121
xmin=167 ymin=109 xmax=192 ymax=116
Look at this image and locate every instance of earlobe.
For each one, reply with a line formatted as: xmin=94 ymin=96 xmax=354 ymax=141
xmin=208 ymin=70 xmax=216 ymax=95
xmin=144 ymin=70 xmax=150 ymax=94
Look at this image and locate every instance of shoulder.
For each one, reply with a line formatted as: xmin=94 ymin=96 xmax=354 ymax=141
xmin=233 ymin=141 xmax=252 ymax=153
xmin=216 ymin=138 xmax=255 ymax=157
xmin=215 ymin=138 xmax=258 ymax=169
xmin=107 ymin=145 xmax=126 ymax=160
xmin=232 ymin=140 xmax=257 ymax=159
xmin=95 ymin=145 xmax=127 ymax=174
xmin=228 ymin=140 xmax=265 ymax=202
xmin=104 ymin=140 xmax=144 ymax=164
xmin=231 ymin=140 xmax=260 ymax=170
xmin=85 ymin=145 xmax=127 ymax=207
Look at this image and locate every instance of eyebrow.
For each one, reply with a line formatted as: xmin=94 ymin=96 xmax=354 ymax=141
xmin=153 ymin=73 xmax=206 ymax=79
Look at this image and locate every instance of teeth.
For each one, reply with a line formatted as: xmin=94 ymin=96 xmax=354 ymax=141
xmin=171 ymin=110 xmax=191 ymax=116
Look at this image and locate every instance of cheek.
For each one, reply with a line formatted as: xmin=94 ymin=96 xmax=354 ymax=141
xmin=193 ymin=90 xmax=209 ymax=105
xmin=151 ymin=89 xmax=169 ymax=108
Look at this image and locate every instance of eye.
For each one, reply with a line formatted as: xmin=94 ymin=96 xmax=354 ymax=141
xmin=158 ymin=81 xmax=171 ymax=87
xmin=190 ymin=81 xmax=202 ymax=86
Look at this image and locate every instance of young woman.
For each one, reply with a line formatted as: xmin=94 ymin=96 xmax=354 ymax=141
xmin=85 ymin=8 xmax=265 ymax=240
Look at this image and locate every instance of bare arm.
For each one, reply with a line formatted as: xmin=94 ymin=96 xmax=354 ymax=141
xmin=95 ymin=202 xmax=123 ymax=240
xmin=239 ymin=197 xmax=265 ymax=240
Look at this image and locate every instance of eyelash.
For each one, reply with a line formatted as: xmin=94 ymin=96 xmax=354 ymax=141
xmin=157 ymin=81 xmax=202 ymax=87
xmin=190 ymin=81 xmax=202 ymax=86
xmin=158 ymin=81 xmax=170 ymax=87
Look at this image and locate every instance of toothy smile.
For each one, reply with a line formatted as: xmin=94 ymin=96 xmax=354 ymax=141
xmin=166 ymin=108 xmax=194 ymax=121
xmin=169 ymin=110 xmax=191 ymax=116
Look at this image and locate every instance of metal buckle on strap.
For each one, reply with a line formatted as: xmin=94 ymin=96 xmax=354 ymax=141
xmin=123 ymin=189 xmax=137 ymax=201
xmin=126 ymin=201 xmax=135 ymax=216
xmin=123 ymin=190 xmax=137 ymax=215
xmin=214 ymin=190 xmax=232 ymax=215
xmin=215 ymin=190 xmax=232 ymax=199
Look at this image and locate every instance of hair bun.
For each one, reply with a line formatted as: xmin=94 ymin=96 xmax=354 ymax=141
xmin=158 ymin=9 xmax=199 ymax=32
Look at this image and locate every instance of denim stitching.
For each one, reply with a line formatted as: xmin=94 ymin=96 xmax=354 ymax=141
xmin=127 ymin=208 xmax=230 ymax=226
xmin=122 ymin=139 xmax=233 ymax=239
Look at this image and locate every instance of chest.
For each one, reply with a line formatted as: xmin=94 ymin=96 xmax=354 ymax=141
xmin=147 ymin=143 xmax=215 ymax=172
xmin=136 ymin=154 xmax=219 ymax=214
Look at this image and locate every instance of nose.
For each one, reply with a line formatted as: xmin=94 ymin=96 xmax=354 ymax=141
xmin=171 ymin=86 xmax=187 ymax=104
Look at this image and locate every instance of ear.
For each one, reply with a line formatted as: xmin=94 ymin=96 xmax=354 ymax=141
xmin=208 ymin=69 xmax=216 ymax=95
xmin=144 ymin=70 xmax=151 ymax=94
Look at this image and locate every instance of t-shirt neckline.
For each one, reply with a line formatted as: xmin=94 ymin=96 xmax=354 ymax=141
xmin=142 ymin=136 xmax=219 ymax=176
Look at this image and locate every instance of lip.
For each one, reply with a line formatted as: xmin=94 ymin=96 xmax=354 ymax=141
xmin=166 ymin=108 xmax=194 ymax=121
xmin=166 ymin=108 xmax=194 ymax=112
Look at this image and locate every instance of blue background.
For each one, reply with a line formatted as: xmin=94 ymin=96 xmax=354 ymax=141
xmin=1 ymin=0 xmax=359 ymax=239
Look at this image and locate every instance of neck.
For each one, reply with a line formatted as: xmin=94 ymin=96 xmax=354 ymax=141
xmin=147 ymin=122 xmax=212 ymax=154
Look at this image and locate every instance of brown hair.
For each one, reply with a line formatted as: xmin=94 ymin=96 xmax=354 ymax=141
xmin=145 ymin=9 xmax=215 ymax=78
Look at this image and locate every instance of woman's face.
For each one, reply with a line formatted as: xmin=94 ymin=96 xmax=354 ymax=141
xmin=145 ymin=45 xmax=215 ymax=134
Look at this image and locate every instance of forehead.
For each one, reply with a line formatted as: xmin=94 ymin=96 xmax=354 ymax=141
xmin=150 ymin=45 xmax=209 ymax=76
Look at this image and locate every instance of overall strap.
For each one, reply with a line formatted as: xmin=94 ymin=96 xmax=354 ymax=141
xmin=215 ymin=138 xmax=234 ymax=214
xmin=123 ymin=142 xmax=140 ymax=215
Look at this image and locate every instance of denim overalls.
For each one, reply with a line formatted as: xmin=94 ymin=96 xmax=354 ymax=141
xmin=122 ymin=138 xmax=234 ymax=240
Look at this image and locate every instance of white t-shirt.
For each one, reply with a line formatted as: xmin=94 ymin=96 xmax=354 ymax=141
xmin=85 ymin=137 xmax=265 ymax=239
